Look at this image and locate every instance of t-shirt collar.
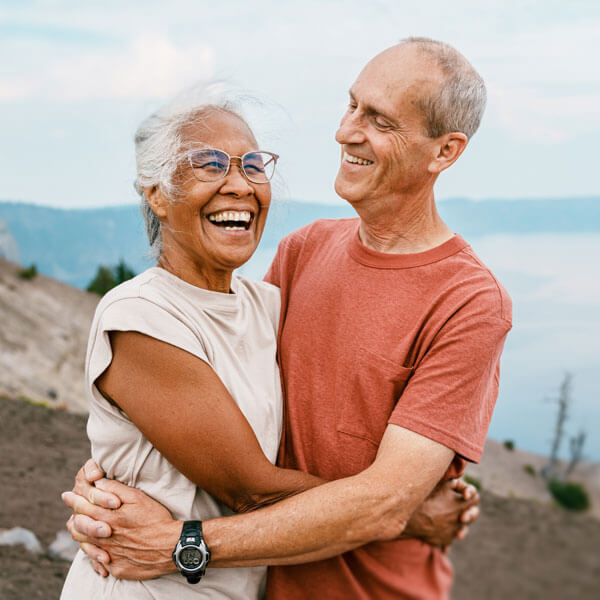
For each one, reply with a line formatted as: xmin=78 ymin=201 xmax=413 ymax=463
xmin=347 ymin=223 xmax=469 ymax=269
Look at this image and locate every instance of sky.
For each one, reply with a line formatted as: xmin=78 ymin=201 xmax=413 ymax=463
xmin=0 ymin=0 xmax=599 ymax=208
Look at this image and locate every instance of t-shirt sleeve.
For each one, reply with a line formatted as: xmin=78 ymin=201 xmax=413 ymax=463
xmin=86 ymin=296 xmax=209 ymax=392
xmin=263 ymin=226 xmax=309 ymax=288
xmin=264 ymin=245 xmax=282 ymax=287
xmin=388 ymin=303 xmax=511 ymax=463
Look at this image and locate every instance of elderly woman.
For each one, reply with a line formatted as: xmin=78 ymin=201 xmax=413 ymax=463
xmin=61 ymin=89 xmax=477 ymax=599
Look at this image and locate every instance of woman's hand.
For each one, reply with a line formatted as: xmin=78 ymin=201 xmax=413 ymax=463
xmin=401 ymin=478 xmax=480 ymax=547
xmin=63 ymin=466 xmax=180 ymax=580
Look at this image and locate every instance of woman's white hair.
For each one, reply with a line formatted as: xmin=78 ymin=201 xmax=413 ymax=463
xmin=133 ymin=83 xmax=249 ymax=259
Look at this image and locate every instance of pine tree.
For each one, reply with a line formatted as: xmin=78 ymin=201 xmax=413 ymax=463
xmin=87 ymin=259 xmax=135 ymax=295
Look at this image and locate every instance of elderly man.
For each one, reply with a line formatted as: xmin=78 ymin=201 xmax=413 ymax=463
xmin=64 ymin=37 xmax=511 ymax=599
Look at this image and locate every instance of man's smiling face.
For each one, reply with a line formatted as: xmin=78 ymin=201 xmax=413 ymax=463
xmin=334 ymin=44 xmax=444 ymax=210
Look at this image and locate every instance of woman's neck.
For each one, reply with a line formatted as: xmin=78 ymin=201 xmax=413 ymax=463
xmin=157 ymin=254 xmax=233 ymax=294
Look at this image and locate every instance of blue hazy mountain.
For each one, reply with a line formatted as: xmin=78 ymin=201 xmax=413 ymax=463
xmin=0 ymin=197 xmax=598 ymax=288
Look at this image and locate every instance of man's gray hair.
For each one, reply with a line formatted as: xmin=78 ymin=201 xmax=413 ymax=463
xmin=133 ymin=84 xmax=247 ymax=259
xmin=400 ymin=37 xmax=486 ymax=139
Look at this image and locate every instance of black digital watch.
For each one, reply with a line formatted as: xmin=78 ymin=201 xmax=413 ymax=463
xmin=172 ymin=520 xmax=211 ymax=584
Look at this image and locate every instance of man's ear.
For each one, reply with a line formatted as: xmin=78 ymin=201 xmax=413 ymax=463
xmin=143 ymin=186 xmax=169 ymax=219
xmin=428 ymin=132 xmax=468 ymax=175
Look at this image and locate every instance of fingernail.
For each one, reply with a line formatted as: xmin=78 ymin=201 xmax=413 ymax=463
xmin=108 ymin=498 xmax=119 ymax=509
xmin=96 ymin=525 xmax=108 ymax=536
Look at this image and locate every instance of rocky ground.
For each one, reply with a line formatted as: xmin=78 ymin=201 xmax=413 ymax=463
xmin=0 ymin=398 xmax=90 ymax=599
xmin=0 ymin=257 xmax=98 ymax=413
xmin=1 ymin=397 xmax=599 ymax=599
xmin=465 ymin=438 xmax=600 ymax=520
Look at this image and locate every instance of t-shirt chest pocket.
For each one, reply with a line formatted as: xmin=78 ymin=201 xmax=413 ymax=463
xmin=337 ymin=347 xmax=414 ymax=450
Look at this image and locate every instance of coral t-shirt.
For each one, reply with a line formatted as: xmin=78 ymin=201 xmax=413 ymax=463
xmin=264 ymin=219 xmax=512 ymax=600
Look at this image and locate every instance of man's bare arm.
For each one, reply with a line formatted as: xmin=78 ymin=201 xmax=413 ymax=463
xmin=64 ymin=424 xmax=457 ymax=578
xmin=65 ymin=460 xmax=479 ymax=577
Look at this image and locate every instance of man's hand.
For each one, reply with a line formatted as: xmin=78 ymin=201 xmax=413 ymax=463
xmin=402 ymin=478 xmax=480 ymax=547
xmin=63 ymin=457 xmax=479 ymax=576
xmin=62 ymin=461 xmax=181 ymax=580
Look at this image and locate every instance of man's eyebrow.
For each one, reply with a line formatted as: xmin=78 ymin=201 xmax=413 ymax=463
xmin=348 ymin=89 xmax=396 ymax=124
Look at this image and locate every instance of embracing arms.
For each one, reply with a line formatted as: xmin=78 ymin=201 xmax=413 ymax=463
xmin=64 ymin=423 xmax=479 ymax=578
xmin=94 ymin=330 xmax=323 ymax=512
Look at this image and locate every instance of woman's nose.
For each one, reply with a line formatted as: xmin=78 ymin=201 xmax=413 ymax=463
xmin=220 ymin=160 xmax=254 ymax=196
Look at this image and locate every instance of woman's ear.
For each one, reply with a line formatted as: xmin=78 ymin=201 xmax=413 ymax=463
xmin=144 ymin=186 xmax=169 ymax=219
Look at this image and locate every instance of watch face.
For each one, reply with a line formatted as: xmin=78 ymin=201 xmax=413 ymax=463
xmin=179 ymin=546 xmax=203 ymax=570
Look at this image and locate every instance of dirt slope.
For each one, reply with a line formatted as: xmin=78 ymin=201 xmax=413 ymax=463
xmin=0 ymin=257 xmax=98 ymax=412
xmin=1 ymin=398 xmax=599 ymax=600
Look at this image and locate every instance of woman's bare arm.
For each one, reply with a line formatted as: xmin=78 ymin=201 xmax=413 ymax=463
xmin=96 ymin=330 xmax=323 ymax=512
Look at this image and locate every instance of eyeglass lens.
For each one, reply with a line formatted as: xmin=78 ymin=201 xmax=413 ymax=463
xmin=189 ymin=149 xmax=276 ymax=183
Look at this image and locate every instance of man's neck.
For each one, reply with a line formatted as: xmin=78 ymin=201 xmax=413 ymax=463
xmin=355 ymin=190 xmax=454 ymax=254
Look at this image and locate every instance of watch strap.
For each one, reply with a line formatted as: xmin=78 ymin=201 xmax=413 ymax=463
xmin=173 ymin=520 xmax=210 ymax=584
xmin=182 ymin=520 xmax=204 ymax=543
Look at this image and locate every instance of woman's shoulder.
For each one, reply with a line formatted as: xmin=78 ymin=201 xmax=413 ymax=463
xmin=93 ymin=268 xmax=163 ymax=316
xmin=235 ymin=275 xmax=280 ymax=303
xmin=234 ymin=275 xmax=281 ymax=327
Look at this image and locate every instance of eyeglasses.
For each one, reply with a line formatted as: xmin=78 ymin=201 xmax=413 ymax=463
xmin=187 ymin=148 xmax=279 ymax=184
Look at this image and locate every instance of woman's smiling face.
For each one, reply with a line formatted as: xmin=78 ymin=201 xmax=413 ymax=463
xmin=147 ymin=109 xmax=272 ymax=289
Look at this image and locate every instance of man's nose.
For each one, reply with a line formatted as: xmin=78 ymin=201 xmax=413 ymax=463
xmin=335 ymin=110 xmax=365 ymax=145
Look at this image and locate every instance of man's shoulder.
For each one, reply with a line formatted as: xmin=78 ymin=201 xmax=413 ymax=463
xmin=279 ymin=217 xmax=358 ymax=251
xmin=451 ymin=241 xmax=512 ymax=325
xmin=267 ymin=218 xmax=357 ymax=287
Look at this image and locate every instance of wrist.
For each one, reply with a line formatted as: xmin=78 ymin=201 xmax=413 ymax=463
xmin=159 ymin=519 xmax=184 ymax=575
xmin=403 ymin=511 xmax=433 ymax=541
xmin=172 ymin=521 xmax=211 ymax=583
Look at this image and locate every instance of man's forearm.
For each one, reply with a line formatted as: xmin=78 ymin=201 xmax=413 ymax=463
xmin=206 ymin=469 xmax=409 ymax=567
xmin=148 ymin=468 xmax=474 ymax=575
xmin=151 ymin=467 xmax=413 ymax=573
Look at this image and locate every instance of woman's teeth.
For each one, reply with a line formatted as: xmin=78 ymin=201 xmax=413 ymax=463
xmin=208 ymin=210 xmax=251 ymax=223
xmin=208 ymin=210 xmax=252 ymax=230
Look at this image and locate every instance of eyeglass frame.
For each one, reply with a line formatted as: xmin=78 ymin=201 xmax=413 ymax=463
xmin=186 ymin=147 xmax=280 ymax=184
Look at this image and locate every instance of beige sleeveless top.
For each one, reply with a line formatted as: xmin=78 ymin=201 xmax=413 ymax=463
xmin=61 ymin=267 xmax=283 ymax=599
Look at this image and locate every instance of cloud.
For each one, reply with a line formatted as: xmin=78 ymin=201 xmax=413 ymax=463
xmin=472 ymin=233 xmax=600 ymax=306
xmin=479 ymin=19 xmax=600 ymax=142
xmin=0 ymin=34 xmax=215 ymax=102
xmin=488 ymin=85 xmax=600 ymax=143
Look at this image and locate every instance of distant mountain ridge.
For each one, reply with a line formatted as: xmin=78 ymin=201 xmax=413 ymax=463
xmin=0 ymin=197 xmax=598 ymax=288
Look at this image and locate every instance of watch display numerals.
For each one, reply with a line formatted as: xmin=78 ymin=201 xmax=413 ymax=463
xmin=180 ymin=547 xmax=203 ymax=568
